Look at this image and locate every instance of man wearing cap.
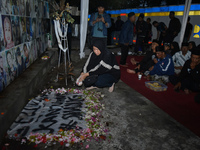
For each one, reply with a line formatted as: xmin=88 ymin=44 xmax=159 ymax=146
xmin=89 ymin=4 xmax=111 ymax=47
xmin=172 ymin=42 xmax=191 ymax=75
xmin=135 ymin=13 xmax=148 ymax=54
xmin=170 ymin=48 xmax=200 ymax=94
xmin=148 ymin=46 xmax=174 ymax=84
xmin=152 ymin=21 xmax=168 ymax=44
xmin=119 ymin=12 xmax=136 ymax=67
xmin=127 ymin=39 xmax=159 ymax=75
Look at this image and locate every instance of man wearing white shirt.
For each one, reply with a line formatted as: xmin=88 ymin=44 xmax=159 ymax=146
xmin=172 ymin=42 xmax=191 ymax=74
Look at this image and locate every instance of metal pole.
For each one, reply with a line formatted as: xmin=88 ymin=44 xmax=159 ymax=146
xmin=179 ymin=0 xmax=192 ymax=47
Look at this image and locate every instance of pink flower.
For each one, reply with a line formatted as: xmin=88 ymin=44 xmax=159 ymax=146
xmin=86 ymin=145 xmax=89 ymax=149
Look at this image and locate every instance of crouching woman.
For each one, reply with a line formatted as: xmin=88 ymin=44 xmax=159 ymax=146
xmin=78 ymin=39 xmax=120 ymax=92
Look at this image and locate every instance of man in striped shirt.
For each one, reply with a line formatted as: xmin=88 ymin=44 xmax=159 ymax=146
xmin=172 ymin=42 xmax=191 ymax=75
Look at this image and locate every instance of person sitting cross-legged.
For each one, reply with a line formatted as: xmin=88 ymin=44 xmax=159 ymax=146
xmin=78 ymin=39 xmax=121 ymax=92
xmin=127 ymin=39 xmax=159 ymax=75
xmin=148 ymin=46 xmax=174 ymax=84
xmin=172 ymin=42 xmax=191 ymax=75
xmin=170 ymin=48 xmax=200 ymax=94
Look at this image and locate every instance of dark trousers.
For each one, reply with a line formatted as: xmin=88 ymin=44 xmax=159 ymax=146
xmin=92 ymin=37 xmax=107 ymax=48
xmin=169 ymin=75 xmax=200 ymax=92
xmin=135 ymin=36 xmax=145 ymax=53
xmin=120 ymin=44 xmax=129 ymax=65
xmin=93 ymin=74 xmax=117 ymax=88
xmin=164 ymin=33 xmax=177 ymax=43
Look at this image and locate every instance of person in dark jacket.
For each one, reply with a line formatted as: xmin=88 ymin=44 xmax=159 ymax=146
xmin=170 ymin=41 xmax=180 ymax=56
xmin=188 ymin=41 xmax=196 ymax=53
xmin=88 ymin=4 xmax=111 ymax=47
xmin=148 ymin=46 xmax=174 ymax=84
xmin=78 ymin=39 xmax=120 ymax=92
xmin=144 ymin=18 xmax=152 ymax=44
xmin=170 ymin=48 xmax=200 ymax=94
xmin=184 ymin=17 xmax=193 ymax=42
xmin=135 ymin=13 xmax=148 ymax=54
xmin=127 ymin=39 xmax=159 ymax=75
xmin=115 ymin=16 xmax=124 ymax=44
xmin=165 ymin=11 xmax=181 ymax=43
xmin=153 ymin=21 xmax=168 ymax=45
xmin=119 ymin=12 xmax=135 ymax=67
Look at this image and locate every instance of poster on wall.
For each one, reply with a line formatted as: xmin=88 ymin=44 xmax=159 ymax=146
xmin=11 ymin=0 xmax=19 ymax=15
xmin=14 ymin=45 xmax=25 ymax=76
xmin=19 ymin=0 xmax=26 ymax=16
xmin=31 ymin=39 xmax=37 ymax=61
xmin=5 ymin=48 xmax=17 ymax=85
xmin=26 ymin=17 xmax=31 ymax=41
xmin=22 ymin=42 xmax=30 ymax=69
xmin=31 ymin=18 xmax=36 ymax=40
xmin=2 ymin=15 xmax=15 ymax=50
xmin=0 ymin=15 xmax=5 ymax=51
xmin=0 ymin=51 xmax=8 ymax=92
xmin=20 ymin=17 xmax=27 ymax=43
xmin=30 ymin=0 xmax=36 ymax=17
xmin=25 ymin=0 xmax=30 ymax=16
xmin=45 ymin=1 xmax=49 ymax=18
xmin=1 ymin=0 xmax=12 ymax=15
xmin=11 ymin=16 xmax=21 ymax=46
xmin=36 ymin=37 xmax=42 ymax=56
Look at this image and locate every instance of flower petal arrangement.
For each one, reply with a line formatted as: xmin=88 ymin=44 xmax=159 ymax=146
xmin=7 ymin=88 xmax=109 ymax=148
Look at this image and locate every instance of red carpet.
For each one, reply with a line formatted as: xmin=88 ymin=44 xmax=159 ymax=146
xmin=116 ymin=56 xmax=200 ymax=137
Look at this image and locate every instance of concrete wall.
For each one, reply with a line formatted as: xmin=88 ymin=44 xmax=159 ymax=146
xmin=0 ymin=0 xmax=51 ymax=93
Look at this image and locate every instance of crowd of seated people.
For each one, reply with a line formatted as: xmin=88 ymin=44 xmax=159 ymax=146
xmin=127 ymin=39 xmax=200 ymax=97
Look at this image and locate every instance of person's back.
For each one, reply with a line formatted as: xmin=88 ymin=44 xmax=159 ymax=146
xmin=115 ymin=18 xmax=124 ymax=31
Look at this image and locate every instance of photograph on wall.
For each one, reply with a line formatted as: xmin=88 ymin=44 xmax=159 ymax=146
xmin=25 ymin=0 xmax=30 ymax=16
xmin=0 ymin=51 xmax=8 ymax=92
xmin=31 ymin=18 xmax=36 ymax=40
xmin=44 ymin=19 xmax=50 ymax=34
xmin=26 ymin=17 xmax=31 ymax=41
xmin=30 ymin=0 xmax=36 ymax=18
xmin=14 ymin=45 xmax=25 ymax=76
xmin=20 ymin=17 xmax=27 ymax=43
xmin=11 ymin=0 xmax=19 ymax=15
xmin=0 ymin=15 xmax=5 ymax=52
xmin=36 ymin=37 xmax=42 ymax=56
xmin=19 ymin=0 xmax=26 ymax=16
xmin=11 ymin=16 xmax=21 ymax=46
xmin=45 ymin=1 xmax=49 ymax=18
xmin=30 ymin=39 xmax=37 ymax=61
xmin=5 ymin=48 xmax=17 ymax=84
xmin=23 ymin=42 xmax=30 ymax=69
xmin=2 ymin=15 xmax=15 ymax=50
xmin=38 ymin=0 xmax=44 ymax=18
xmin=1 ymin=0 xmax=12 ymax=15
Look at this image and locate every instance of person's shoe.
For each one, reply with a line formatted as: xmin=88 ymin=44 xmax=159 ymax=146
xmin=117 ymin=51 xmax=121 ymax=55
xmin=108 ymin=83 xmax=115 ymax=93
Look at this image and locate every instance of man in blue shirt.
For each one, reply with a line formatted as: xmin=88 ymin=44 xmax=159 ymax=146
xmin=119 ymin=12 xmax=135 ymax=66
xmin=149 ymin=46 xmax=174 ymax=84
xmin=89 ymin=4 xmax=111 ymax=47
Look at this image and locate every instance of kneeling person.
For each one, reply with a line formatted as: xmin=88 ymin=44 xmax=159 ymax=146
xmin=78 ymin=39 xmax=120 ymax=92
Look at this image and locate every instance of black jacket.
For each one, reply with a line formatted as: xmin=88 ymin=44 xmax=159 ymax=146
xmin=178 ymin=59 xmax=200 ymax=83
xmin=168 ymin=17 xmax=181 ymax=35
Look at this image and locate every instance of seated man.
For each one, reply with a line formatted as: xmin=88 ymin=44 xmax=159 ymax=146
xmin=164 ymin=43 xmax=171 ymax=55
xmin=172 ymin=42 xmax=191 ymax=75
xmin=127 ymin=39 xmax=159 ymax=75
xmin=78 ymin=39 xmax=120 ymax=92
xmin=148 ymin=46 xmax=174 ymax=84
xmin=170 ymin=48 xmax=200 ymax=94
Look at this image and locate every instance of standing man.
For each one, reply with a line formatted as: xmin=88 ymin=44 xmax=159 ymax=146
xmin=152 ymin=21 xmax=168 ymax=45
xmin=135 ymin=13 xmax=148 ymax=54
xmin=165 ymin=11 xmax=181 ymax=43
xmin=144 ymin=18 xmax=152 ymax=45
xmin=89 ymin=4 xmax=111 ymax=47
xmin=115 ymin=16 xmax=124 ymax=44
xmin=184 ymin=17 xmax=193 ymax=42
xmin=119 ymin=12 xmax=136 ymax=67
